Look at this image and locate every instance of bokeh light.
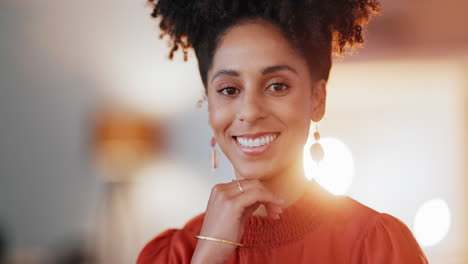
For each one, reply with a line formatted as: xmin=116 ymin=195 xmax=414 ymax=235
xmin=413 ymin=198 xmax=451 ymax=247
xmin=303 ymin=134 xmax=355 ymax=195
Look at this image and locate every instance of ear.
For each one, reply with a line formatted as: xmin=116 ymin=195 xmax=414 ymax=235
xmin=310 ymin=79 xmax=327 ymax=122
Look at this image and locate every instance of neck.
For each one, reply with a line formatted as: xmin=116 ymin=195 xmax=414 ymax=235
xmin=239 ymin=159 xmax=309 ymax=217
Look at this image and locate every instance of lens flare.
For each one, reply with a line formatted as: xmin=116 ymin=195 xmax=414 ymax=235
xmin=303 ymin=136 xmax=354 ymax=195
xmin=413 ymin=198 xmax=451 ymax=247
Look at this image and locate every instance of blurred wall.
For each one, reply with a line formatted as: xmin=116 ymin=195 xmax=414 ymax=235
xmin=0 ymin=0 xmax=467 ymax=263
xmin=0 ymin=0 xmax=101 ymax=254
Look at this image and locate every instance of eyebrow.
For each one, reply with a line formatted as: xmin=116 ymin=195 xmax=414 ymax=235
xmin=211 ymin=69 xmax=239 ymax=83
xmin=262 ymin=65 xmax=298 ymax=76
xmin=210 ymin=64 xmax=298 ymax=83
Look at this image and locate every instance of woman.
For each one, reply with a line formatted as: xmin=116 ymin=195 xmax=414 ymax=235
xmin=138 ymin=0 xmax=429 ymax=263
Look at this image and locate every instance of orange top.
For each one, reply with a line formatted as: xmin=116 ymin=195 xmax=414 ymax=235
xmin=137 ymin=180 xmax=428 ymax=263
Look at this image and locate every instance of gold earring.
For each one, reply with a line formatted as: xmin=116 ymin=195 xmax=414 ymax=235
xmin=310 ymin=123 xmax=324 ymax=164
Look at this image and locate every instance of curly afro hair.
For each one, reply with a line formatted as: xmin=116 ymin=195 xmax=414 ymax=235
xmin=147 ymin=0 xmax=381 ymax=89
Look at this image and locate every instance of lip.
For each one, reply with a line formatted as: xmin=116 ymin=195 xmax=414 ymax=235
xmin=232 ymin=132 xmax=280 ymax=156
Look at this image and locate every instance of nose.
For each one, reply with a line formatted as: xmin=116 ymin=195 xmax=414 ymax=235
xmin=237 ymin=89 xmax=266 ymax=123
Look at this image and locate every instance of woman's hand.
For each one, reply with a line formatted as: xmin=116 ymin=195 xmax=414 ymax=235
xmin=191 ymin=179 xmax=284 ymax=264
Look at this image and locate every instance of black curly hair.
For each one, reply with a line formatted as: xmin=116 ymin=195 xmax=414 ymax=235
xmin=147 ymin=0 xmax=381 ymax=90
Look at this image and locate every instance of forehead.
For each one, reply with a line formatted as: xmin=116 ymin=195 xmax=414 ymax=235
xmin=209 ymin=20 xmax=307 ymax=76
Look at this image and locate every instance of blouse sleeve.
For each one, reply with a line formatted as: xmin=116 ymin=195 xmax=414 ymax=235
xmin=137 ymin=213 xmax=204 ymax=264
xmin=362 ymin=213 xmax=429 ymax=264
xmin=136 ymin=228 xmax=195 ymax=264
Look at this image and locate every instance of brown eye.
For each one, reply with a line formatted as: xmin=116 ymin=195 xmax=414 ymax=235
xmin=219 ymin=87 xmax=239 ymax=96
xmin=267 ymin=83 xmax=289 ymax=93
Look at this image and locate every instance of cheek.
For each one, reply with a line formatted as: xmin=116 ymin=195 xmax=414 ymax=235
xmin=273 ymin=94 xmax=312 ymax=140
xmin=208 ymin=101 xmax=233 ymax=136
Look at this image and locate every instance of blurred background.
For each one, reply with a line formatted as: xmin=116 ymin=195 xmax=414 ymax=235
xmin=0 ymin=0 xmax=467 ymax=263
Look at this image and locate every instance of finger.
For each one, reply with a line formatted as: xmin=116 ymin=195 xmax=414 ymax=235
xmin=224 ymin=180 xmax=284 ymax=219
xmin=209 ymin=181 xmax=245 ymax=202
xmin=242 ymin=202 xmax=261 ymax=219
xmin=266 ymin=203 xmax=283 ymax=213
xmin=229 ymin=180 xmax=284 ymax=204
xmin=231 ymin=180 xmax=285 ymax=218
xmin=265 ymin=203 xmax=283 ymax=219
xmin=232 ymin=187 xmax=284 ymax=216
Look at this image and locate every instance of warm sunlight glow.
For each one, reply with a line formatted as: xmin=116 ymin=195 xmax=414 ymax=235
xmin=303 ymin=134 xmax=354 ymax=195
xmin=413 ymin=198 xmax=451 ymax=247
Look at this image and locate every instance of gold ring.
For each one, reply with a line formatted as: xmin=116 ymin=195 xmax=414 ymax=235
xmin=236 ymin=180 xmax=244 ymax=193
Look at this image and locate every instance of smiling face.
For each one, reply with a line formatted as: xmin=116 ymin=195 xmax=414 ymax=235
xmin=206 ymin=19 xmax=327 ymax=180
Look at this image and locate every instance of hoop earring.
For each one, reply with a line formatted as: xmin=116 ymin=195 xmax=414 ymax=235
xmin=210 ymin=136 xmax=219 ymax=171
xmin=310 ymin=123 xmax=324 ymax=164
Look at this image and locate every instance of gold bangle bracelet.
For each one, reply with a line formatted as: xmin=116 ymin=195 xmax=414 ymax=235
xmin=194 ymin=235 xmax=244 ymax=247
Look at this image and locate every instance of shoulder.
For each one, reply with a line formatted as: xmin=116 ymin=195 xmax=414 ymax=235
xmin=325 ymin=195 xmax=380 ymax=233
xmin=321 ymin=196 xmax=428 ymax=263
xmin=361 ymin=213 xmax=428 ymax=262
xmin=329 ymin=197 xmax=428 ymax=263
xmin=137 ymin=213 xmax=206 ymax=264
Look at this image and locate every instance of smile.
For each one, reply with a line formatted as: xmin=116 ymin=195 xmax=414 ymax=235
xmin=232 ymin=132 xmax=280 ymax=156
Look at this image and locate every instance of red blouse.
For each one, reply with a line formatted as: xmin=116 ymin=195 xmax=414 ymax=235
xmin=137 ymin=180 xmax=428 ymax=263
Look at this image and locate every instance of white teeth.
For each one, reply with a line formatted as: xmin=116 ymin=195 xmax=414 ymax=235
xmin=236 ymin=134 xmax=277 ymax=147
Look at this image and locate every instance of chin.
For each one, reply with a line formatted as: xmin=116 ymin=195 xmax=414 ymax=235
xmin=233 ymin=163 xmax=277 ymax=181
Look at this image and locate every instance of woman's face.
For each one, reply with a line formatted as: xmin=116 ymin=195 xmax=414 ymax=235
xmin=206 ymin=19 xmax=326 ymax=180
